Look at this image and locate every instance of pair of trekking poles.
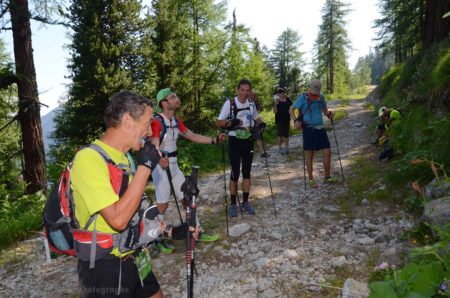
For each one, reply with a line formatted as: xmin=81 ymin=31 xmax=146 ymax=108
xmin=301 ymin=118 xmax=345 ymax=190
xmin=221 ymin=131 xmax=277 ymax=237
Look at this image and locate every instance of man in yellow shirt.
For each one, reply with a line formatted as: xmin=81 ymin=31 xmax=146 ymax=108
xmin=71 ymin=91 xmax=165 ymax=297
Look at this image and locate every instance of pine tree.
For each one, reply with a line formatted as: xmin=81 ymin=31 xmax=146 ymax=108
xmin=375 ymin=0 xmax=422 ymax=63
xmin=314 ymin=0 xmax=351 ymax=94
xmin=151 ymin=0 xmax=229 ymax=131
xmin=0 ymin=40 xmax=22 ymax=189
xmin=244 ymin=38 xmax=276 ymax=108
xmin=10 ymin=0 xmax=47 ymax=193
xmin=52 ymin=0 xmax=151 ymax=160
xmin=269 ymin=28 xmax=305 ymax=93
xmin=350 ymin=55 xmax=371 ymax=91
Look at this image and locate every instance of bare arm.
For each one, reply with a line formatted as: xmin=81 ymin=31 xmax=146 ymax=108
xmin=180 ymin=129 xmax=215 ymax=144
xmin=100 ymin=166 xmax=151 ymax=231
xmin=289 ymin=106 xmax=302 ymax=130
xmin=289 ymin=106 xmax=297 ymax=122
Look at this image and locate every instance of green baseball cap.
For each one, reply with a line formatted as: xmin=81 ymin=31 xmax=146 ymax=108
xmin=156 ymin=88 xmax=174 ymax=112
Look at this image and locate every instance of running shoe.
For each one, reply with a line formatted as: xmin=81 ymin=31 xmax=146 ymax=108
xmin=155 ymin=239 xmax=174 ymax=254
xmin=308 ymin=179 xmax=319 ymax=189
xmin=199 ymin=232 xmax=219 ymax=242
xmin=242 ymin=202 xmax=255 ymax=215
xmin=324 ymin=177 xmax=337 ymax=183
xmin=229 ymin=204 xmax=238 ymax=218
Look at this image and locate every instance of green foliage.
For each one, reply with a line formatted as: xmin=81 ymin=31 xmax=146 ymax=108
xmin=151 ymin=0 xmax=230 ymax=132
xmin=0 ymin=189 xmax=45 ymax=250
xmin=370 ymin=38 xmax=450 ymax=298
xmin=332 ymin=109 xmax=348 ymax=122
xmin=351 ymin=55 xmax=371 ymax=91
xmin=381 ymin=40 xmax=450 ymax=187
xmin=52 ymin=0 xmax=150 ymax=155
xmin=314 ymin=0 xmax=351 ymax=94
xmin=374 ymin=0 xmax=422 ymax=63
xmin=369 ymin=232 xmax=450 ymax=298
xmin=268 ymin=28 xmax=305 ymax=93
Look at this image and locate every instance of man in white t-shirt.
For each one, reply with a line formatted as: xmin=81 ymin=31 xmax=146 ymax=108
xmin=216 ymin=79 xmax=267 ymax=218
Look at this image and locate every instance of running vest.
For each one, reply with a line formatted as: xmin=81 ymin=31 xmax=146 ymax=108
xmin=43 ymin=144 xmax=160 ymax=268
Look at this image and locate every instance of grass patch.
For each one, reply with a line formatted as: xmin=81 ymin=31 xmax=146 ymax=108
xmin=346 ymin=156 xmax=380 ymax=202
xmin=335 ymin=152 xmax=402 ymax=218
xmin=333 ymin=109 xmax=348 ymax=122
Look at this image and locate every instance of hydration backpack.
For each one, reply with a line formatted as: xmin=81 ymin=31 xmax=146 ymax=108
xmin=154 ymin=113 xmax=180 ymax=145
xmin=228 ymin=97 xmax=256 ymax=121
xmin=298 ymin=93 xmax=326 ymax=128
xmin=42 ymin=143 xmax=160 ymax=268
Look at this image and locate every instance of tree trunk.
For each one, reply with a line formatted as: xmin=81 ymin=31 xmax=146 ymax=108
xmin=10 ymin=0 xmax=47 ymax=194
xmin=422 ymin=0 xmax=450 ymax=49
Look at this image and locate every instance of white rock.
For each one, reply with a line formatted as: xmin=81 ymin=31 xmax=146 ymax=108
xmin=330 ymin=256 xmax=347 ymax=268
xmin=229 ymin=223 xmax=251 ymax=237
xmin=254 ymin=257 xmax=270 ymax=269
xmin=357 ymin=237 xmax=375 ymax=245
xmin=257 ymin=279 xmax=272 ymax=293
xmin=342 ymin=278 xmax=369 ymax=298
xmin=283 ymin=249 xmax=298 ymax=259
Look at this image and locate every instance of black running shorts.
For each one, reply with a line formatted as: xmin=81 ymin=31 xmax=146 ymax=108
xmin=303 ymin=127 xmax=330 ymax=151
xmin=78 ymin=253 xmax=160 ymax=298
xmin=228 ymin=136 xmax=254 ymax=181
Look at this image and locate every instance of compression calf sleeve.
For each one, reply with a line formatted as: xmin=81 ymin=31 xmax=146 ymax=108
xmin=243 ymin=192 xmax=249 ymax=203
xmin=230 ymin=195 xmax=237 ymax=205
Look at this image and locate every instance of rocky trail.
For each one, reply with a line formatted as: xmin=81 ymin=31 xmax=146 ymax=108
xmin=0 ymin=99 xmax=415 ymax=297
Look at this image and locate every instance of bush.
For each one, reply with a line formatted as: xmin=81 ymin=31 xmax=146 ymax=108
xmin=0 ymin=189 xmax=45 ymax=249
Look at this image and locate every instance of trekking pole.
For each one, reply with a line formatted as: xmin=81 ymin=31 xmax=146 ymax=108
xmin=260 ymin=132 xmax=277 ymax=219
xmin=330 ymin=118 xmax=345 ymax=182
xmin=302 ymin=140 xmax=306 ymax=191
xmin=162 ymin=152 xmax=184 ymax=224
xmin=181 ymin=166 xmax=199 ymax=298
xmin=221 ymin=143 xmax=229 ymax=236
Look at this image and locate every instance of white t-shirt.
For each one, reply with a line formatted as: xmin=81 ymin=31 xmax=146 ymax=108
xmin=217 ymin=97 xmax=260 ymax=136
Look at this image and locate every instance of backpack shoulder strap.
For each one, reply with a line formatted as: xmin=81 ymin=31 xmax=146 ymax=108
xmin=228 ymin=98 xmax=236 ymax=119
xmin=85 ymin=143 xmax=115 ymax=165
xmin=172 ymin=115 xmax=179 ymax=128
xmin=154 ymin=114 xmax=166 ymax=145
xmin=303 ymin=92 xmax=313 ymax=115
xmin=318 ymin=94 xmax=326 ymax=113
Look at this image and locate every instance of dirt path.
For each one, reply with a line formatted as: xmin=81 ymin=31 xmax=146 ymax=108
xmin=0 ymin=100 xmax=414 ymax=297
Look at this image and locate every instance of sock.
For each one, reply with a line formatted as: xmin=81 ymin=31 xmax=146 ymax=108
xmin=243 ymin=192 xmax=249 ymax=203
xmin=230 ymin=194 xmax=237 ymax=205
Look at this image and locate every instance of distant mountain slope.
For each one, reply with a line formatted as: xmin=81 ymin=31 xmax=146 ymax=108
xmin=41 ymin=107 xmax=60 ymax=153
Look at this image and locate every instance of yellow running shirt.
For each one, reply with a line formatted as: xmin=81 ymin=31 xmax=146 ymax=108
xmin=71 ymin=139 xmax=132 ymax=256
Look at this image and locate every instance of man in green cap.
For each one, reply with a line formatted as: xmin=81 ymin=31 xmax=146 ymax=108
xmin=150 ymin=88 xmax=226 ymax=253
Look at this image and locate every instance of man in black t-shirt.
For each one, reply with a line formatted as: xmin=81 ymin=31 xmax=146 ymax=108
xmin=273 ymin=87 xmax=292 ymax=154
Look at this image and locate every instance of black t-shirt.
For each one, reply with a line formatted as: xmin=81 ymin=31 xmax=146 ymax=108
xmin=275 ymin=98 xmax=292 ymax=123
